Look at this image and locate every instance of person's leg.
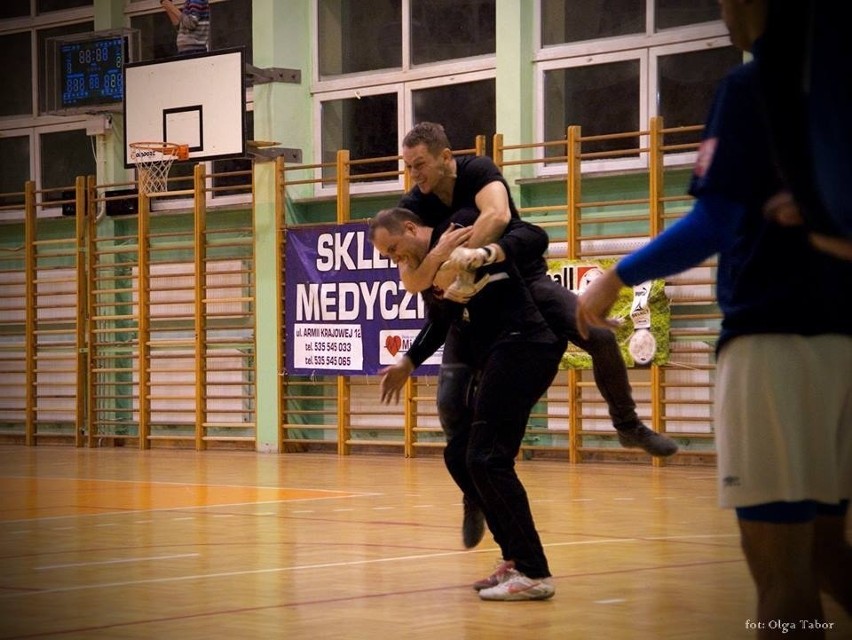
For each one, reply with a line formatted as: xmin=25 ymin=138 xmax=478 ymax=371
xmin=715 ymin=334 xmax=852 ymax=635
xmin=738 ymin=503 xmax=824 ymax=638
xmin=528 ymin=278 xmax=677 ymax=456
xmin=466 ymin=342 xmax=561 ymax=583
xmin=437 ymin=323 xmax=485 ymax=548
xmin=813 ymin=502 xmax=852 ymax=615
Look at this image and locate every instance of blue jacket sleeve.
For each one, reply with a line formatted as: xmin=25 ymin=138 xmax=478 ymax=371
xmin=616 ymin=194 xmax=745 ymax=286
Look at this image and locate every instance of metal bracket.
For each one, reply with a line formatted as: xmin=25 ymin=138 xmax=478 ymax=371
xmin=245 ymin=141 xmax=302 ymax=163
xmin=245 ymin=64 xmax=301 ymax=85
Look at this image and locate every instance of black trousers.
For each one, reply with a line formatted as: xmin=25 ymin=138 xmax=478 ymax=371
xmin=439 ymin=325 xmax=564 ymax=578
xmin=526 ymin=277 xmax=638 ymax=427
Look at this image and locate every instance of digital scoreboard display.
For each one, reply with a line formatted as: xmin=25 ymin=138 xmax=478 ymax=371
xmin=59 ymin=35 xmax=126 ymax=110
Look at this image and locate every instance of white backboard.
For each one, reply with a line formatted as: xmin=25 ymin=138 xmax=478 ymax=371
xmin=123 ymin=48 xmax=246 ymax=167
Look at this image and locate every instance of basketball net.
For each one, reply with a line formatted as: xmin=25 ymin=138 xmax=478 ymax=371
xmin=130 ymin=142 xmax=189 ymax=195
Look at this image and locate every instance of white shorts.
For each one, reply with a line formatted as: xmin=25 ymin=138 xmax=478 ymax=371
xmin=714 ymin=333 xmax=852 ymax=509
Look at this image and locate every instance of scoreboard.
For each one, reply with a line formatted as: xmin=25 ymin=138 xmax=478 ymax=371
xmin=45 ymin=29 xmax=139 ymax=115
xmin=60 ymin=35 xmax=126 ymax=110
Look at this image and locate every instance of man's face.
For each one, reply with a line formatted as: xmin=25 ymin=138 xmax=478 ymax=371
xmin=371 ymin=222 xmax=428 ymax=268
xmin=402 ymin=143 xmax=451 ymax=194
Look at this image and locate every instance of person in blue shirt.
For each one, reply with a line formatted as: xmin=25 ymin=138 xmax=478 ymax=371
xmin=577 ymin=0 xmax=851 ymax=633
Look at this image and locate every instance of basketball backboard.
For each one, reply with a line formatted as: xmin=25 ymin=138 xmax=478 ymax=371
xmin=123 ymin=48 xmax=246 ymax=167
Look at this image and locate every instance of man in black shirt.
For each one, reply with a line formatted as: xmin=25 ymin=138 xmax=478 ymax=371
xmin=381 ymin=123 xmax=678 ymax=548
xmin=370 ymin=206 xmax=562 ymax=601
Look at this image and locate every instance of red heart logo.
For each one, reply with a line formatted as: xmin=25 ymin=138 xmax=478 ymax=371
xmin=385 ymin=335 xmax=402 ymax=356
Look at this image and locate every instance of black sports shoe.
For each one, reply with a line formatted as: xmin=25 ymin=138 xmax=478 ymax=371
xmin=617 ymin=423 xmax=679 ymax=457
xmin=462 ymin=497 xmax=485 ymax=548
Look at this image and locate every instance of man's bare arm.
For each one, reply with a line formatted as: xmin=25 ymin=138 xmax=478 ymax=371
xmin=399 ymin=225 xmax=471 ymax=292
xmin=399 ymin=181 xmax=512 ymax=292
xmin=470 ymin=181 xmax=511 ymax=247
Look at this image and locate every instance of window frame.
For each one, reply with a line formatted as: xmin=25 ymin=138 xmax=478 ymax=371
xmin=533 ymin=2 xmax=731 ymax=177
xmin=311 ymin=0 xmax=497 ymax=197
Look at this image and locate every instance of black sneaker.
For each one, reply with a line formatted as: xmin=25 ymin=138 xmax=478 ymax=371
xmin=617 ymin=423 xmax=679 ymax=457
xmin=462 ymin=497 xmax=485 ymax=548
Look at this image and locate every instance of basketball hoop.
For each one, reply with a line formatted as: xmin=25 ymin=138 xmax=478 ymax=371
xmin=129 ymin=142 xmax=189 ymax=195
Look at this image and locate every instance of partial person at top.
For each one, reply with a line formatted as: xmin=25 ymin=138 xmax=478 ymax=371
xmin=160 ymin=0 xmax=210 ymax=56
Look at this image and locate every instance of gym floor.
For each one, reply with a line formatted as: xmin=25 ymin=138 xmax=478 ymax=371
xmin=0 ymin=446 xmax=848 ymax=639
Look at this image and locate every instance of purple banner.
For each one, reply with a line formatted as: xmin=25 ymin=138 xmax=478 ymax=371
xmin=284 ymin=221 xmax=441 ymax=376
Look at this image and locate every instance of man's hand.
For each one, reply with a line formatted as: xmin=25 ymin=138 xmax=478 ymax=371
xmin=431 ymin=224 xmax=473 ymax=263
xmin=575 ymin=267 xmax=625 ymax=339
xmin=446 ymin=245 xmax=497 ymax=271
xmin=379 ymin=357 xmax=414 ymax=404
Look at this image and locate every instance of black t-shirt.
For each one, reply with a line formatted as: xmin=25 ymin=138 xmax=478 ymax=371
xmin=399 ymin=155 xmax=520 ymax=226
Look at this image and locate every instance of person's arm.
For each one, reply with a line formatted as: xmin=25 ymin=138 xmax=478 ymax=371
xmin=576 ymin=193 xmax=744 ymax=337
xmin=470 ymin=181 xmax=512 ymax=248
xmin=445 ymin=218 xmax=549 ymax=272
xmin=399 ymin=179 xmax=512 ymax=293
xmin=398 ymin=225 xmax=471 ymax=293
xmin=160 ymin=0 xmax=181 ymax=26
xmin=378 ymin=303 xmax=454 ymax=404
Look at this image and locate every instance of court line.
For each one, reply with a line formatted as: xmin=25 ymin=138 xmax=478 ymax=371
xmin=0 ymin=532 xmax=738 ymax=600
xmin=0 ymin=493 xmax=383 ymax=525
xmin=36 ymin=553 xmax=200 ymax=571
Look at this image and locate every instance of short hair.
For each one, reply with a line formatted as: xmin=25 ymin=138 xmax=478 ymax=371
xmin=368 ymin=207 xmax=425 ymax=240
xmin=402 ymin=122 xmax=452 ymax=155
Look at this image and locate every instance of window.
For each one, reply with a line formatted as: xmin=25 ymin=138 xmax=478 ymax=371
xmin=411 ymin=78 xmax=495 ymax=152
xmin=318 ymin=0 xmax=401 ymax=75
xmin=541 ymin=0 xmax=644 ymax=45
xmin=0 ymin=134 xmax=30 ymax=208
xmin=544 ymin=59 xmax=640 ymax=157
xmin=37 ymin=0 xmax=91 ymax=13
xmin=656 ymin=0 xmax=719 ymax=30
xmin=536 ymin=0 xmax=735 ymax=172
xmin=314 ymin=0 xmax=497 ymax=193
xmin=0 ymin=31 xmax=33 ymax=117
xmin=656 ymin=45 xmax=743 ymax=144
xmin=410 ymin=0 xmax=495 ymax=65
xmin=0 ymin=1 xmax=30 ymax=20
xmin=321 ymin=92 xmax=399 ymax=182
xmin=39 ymin=127 xmax=95 ymax=202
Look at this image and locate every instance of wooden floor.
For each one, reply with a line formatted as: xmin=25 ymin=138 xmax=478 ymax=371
xmin=0 ymin=446 xmax=849 ymax=640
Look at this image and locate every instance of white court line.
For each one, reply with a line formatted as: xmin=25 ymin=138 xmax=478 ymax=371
xmin=0 ymin=533 xmax=737 ymax=599
xmin=0 ymin=492 xmax=383 ymax=525
xmin=36 ymin=553 xmax=201 ymax=571
xmin=595 ymin=599 xmax=626 ymax=605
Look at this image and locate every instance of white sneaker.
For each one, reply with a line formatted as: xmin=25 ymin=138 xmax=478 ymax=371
xmin=472 ymin=559 xmax=514 ymax=591
xmin=478 ymin=568 xmax=555 ymax=601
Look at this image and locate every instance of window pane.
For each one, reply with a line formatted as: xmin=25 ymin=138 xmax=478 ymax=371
xmin=541 ymin=0 xmax=646 ymax=46
xmin=0 ymin=32 xmax=34 ymax=117
xmin=412 ymin=79 xmax=495 ymax=153
xmin=321 ymin=93 xmax=398 ymax=182
xmin=40 ymin=129 xmax=96 ymax=202
xmin=131 ymin=12 xmax=179 ymax=60
xmin=544 ymin=60 xmax=640 ymax=158
xmin=658 ymin=46 xmax=742 ymax=145
xmin=656 ymin=0 xmax=719 ymax=30
xmin=37 ymin=0 xmax=92 ymax=12
xmin=0 ymin=0 xmax=30 ymax=20
xmin=213 ymin=110 xmax=253 ymax=196
xmin=37 ymin=21 xmax=94 ymax=114
xmin=318 ymin=0 xmax=401 ymax=76
xmin=211 ymin=0 xmax=252 ymax=63
xmin=411 ymin=0 xmax=495 ymax=65
xmin=0 ymin=136 xmax=30 ymax=207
